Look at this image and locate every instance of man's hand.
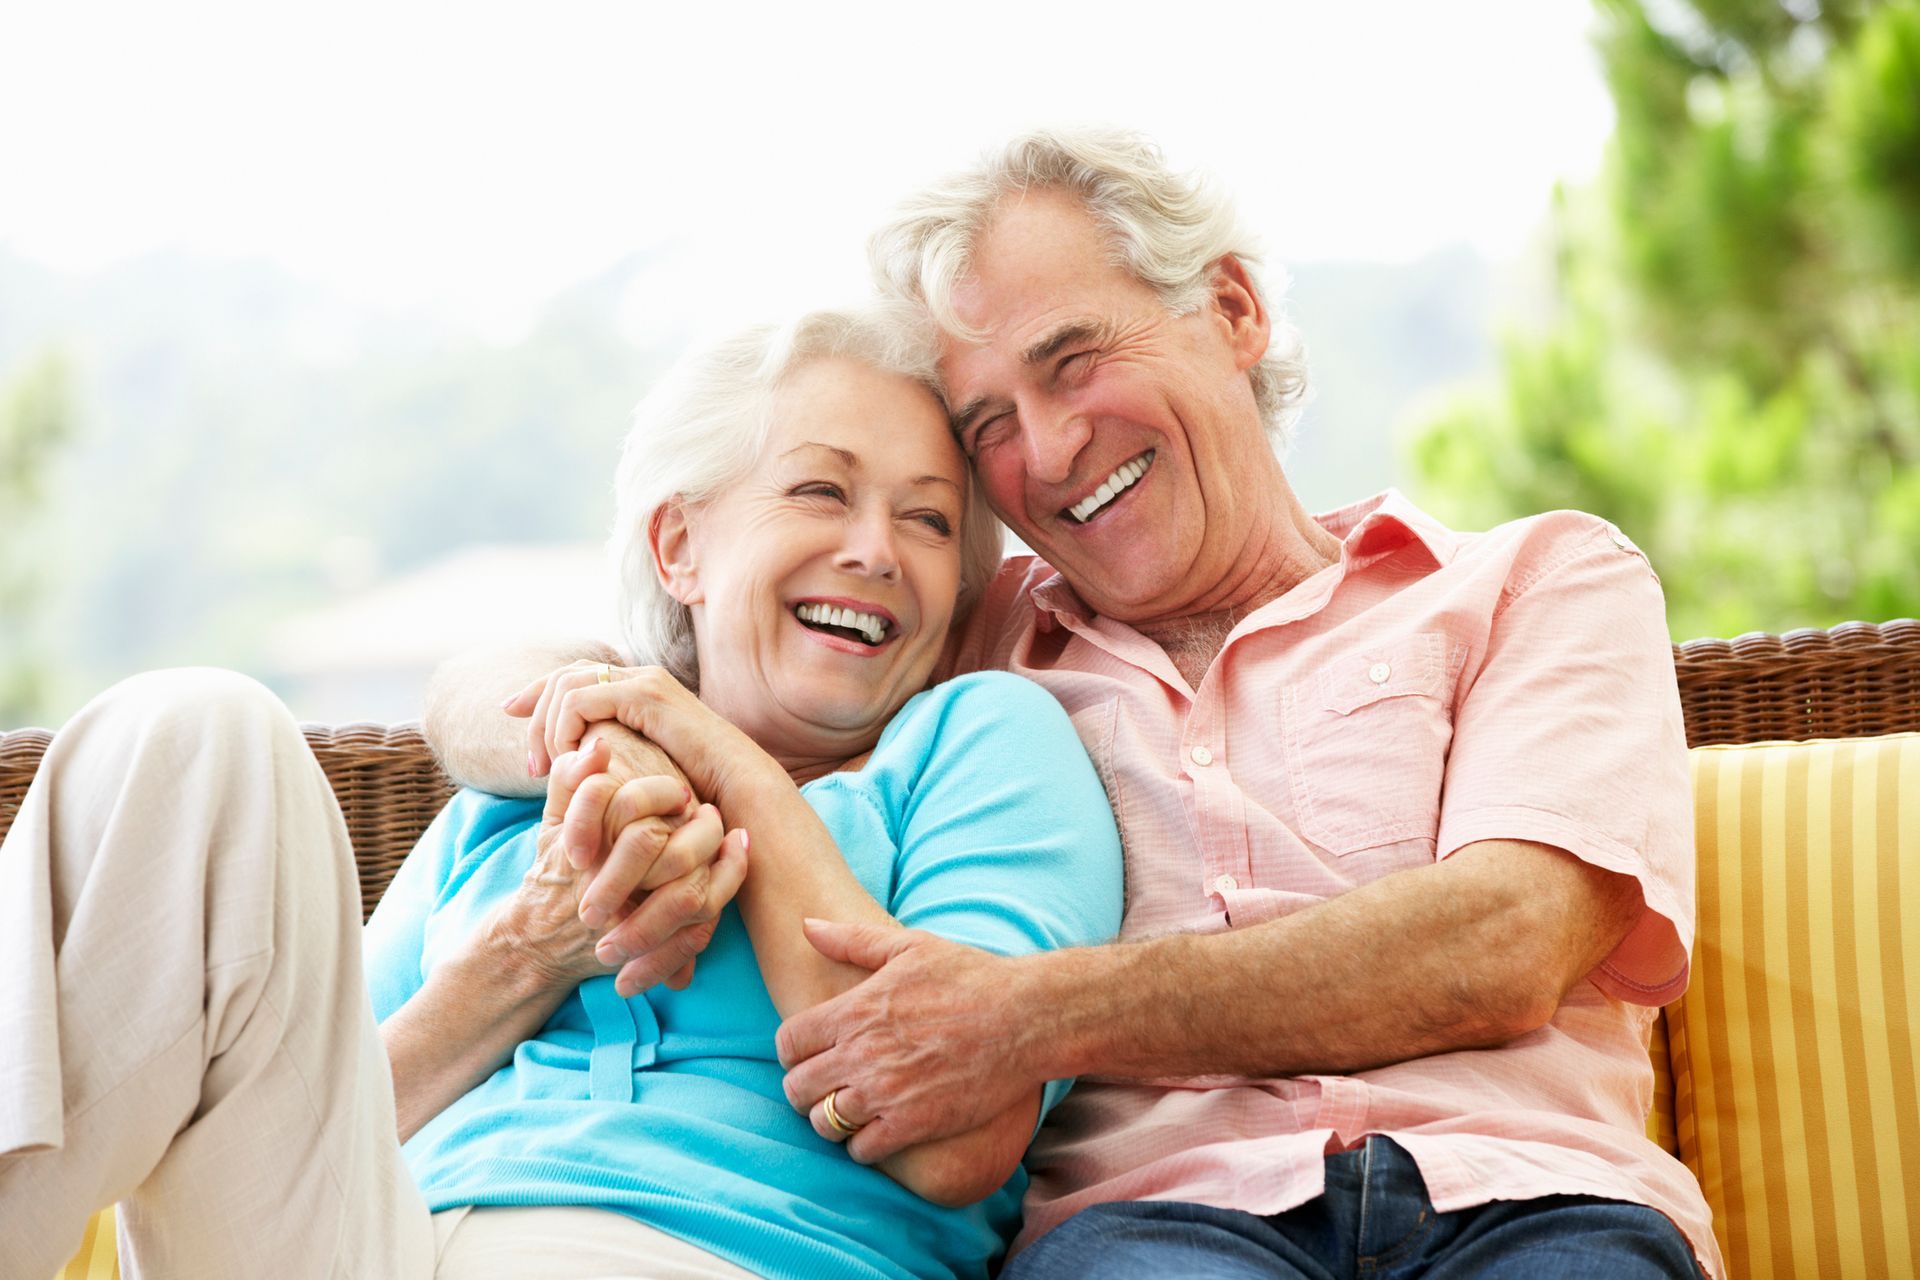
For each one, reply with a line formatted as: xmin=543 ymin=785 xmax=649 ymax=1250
xmin=775 ymin=920 xmax=1044 ymax=1164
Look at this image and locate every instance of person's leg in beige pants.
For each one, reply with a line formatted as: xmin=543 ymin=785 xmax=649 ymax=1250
xmin=0 ymin=668 xmax=435 ymax=1279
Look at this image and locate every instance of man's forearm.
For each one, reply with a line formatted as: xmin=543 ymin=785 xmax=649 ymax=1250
xmin=422 ymin=640 xmax=618 ymax=795
xmin=1018 ymin=839 xmax=1641 ymax=1084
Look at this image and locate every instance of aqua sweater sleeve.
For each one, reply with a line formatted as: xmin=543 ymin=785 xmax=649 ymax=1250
xmin=876 ymin=672 xmax=1125 ymax=1121
xmin=883 ymin=671 xmax=1123 ymax=957
xmin=361 ymin=789 xmax=544 ymax=1024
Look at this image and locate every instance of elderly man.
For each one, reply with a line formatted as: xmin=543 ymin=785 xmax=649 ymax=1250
xmin=429 ymin=130 xmax=1718 ymax=1278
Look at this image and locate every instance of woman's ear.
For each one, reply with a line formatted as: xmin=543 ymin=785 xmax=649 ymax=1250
xmin=650 ymin=500 xmax=703 ymax=606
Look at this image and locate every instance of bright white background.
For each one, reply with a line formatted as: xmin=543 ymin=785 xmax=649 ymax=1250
xmin=0 ymin=1 xmax=1616 ymax=722
xmin=2 ymin=0 xmax=1611 ymax=337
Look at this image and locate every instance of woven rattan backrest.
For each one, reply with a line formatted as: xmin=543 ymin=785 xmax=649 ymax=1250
xmin=1 ymin=620 xmax=1916 ymax=919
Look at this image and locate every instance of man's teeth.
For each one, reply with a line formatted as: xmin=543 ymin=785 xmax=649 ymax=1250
xmin=1069 ymin=452 xmax=1153 ymax=523
xmin=795 ymin=602 xmax=889 ymax=645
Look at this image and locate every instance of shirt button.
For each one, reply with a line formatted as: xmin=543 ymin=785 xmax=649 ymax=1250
xmin=1368 ymin=662 xmax=1391 ymax=684
xmin=1214 ymin=874 xmax=1238 ymax=893
xmin=1190 ymin=744 xmax=1214 ymax=767
xmin=1611 ymin=529 xmax=1635 ymax=551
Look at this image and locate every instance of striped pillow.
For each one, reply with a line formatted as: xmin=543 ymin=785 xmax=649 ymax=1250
xmin=55 ymin=1206 xmax=116 ymax=1280
xmin=1674 ymin=733 xmax=1920 ymax=1279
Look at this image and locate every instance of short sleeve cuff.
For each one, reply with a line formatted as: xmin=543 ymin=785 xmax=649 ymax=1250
xmin=1437 ymin=803 xmax=1691 ymax=1005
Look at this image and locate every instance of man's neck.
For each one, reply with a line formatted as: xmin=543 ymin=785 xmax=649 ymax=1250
xmin=1132 ymin=492 xmax=1344 ymax=685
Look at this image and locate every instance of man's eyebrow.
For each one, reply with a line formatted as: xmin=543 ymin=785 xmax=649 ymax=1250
xmin=951 ymin=396 xmax=996 ymax=441
xmin=1020 ymin=320 xmax=1110 ymax=367
xmin=779 ymin=443 xmax=857 ymax=466
xmin=951 ymin=321 xmax=1113 ymax=440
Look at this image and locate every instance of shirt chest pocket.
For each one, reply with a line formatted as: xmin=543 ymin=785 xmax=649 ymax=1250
xmin=1281 ymin=633 xmax=1461 ymax=855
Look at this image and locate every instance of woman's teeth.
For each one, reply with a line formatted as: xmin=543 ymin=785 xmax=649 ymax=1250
xmin=794 ymin=602 xmax=889 ymax=646
xmin=1069 ymin=451 xmax=1153 ymax=524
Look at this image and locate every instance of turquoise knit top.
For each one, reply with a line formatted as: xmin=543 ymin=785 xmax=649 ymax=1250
xmin=361 ymin=672 xmax=1124 ymax=1279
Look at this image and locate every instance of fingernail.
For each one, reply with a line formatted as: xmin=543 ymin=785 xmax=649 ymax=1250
xmin=527 ymin=752 xmax=537 ymax=776
xmin=681 ymin=785 xmax=692 ymax=807
xmin=500 ymin=694 xmax=516 ymax=709
xmin=597 ymin=941 xmax=628 ymax=965
xmin=580 ymin=904 xmax=607 ymax=929
xmin=802 ymin=916 xmax=826 ymax=929
xmin=741 ymin=829 xmax=751 ymax=853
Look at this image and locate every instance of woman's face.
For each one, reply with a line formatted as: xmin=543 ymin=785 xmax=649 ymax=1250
xmin=669 ymin=357 xmax=967 ymax=763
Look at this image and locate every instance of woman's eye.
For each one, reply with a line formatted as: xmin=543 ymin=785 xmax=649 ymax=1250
xmin=914 ymin=512 xmax=954 ymax=535
xmin=793 ymin=482 xmax=846 ymax=501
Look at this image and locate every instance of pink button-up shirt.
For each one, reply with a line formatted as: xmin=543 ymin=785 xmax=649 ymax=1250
xmin=946 ymin=491 xmax=1722 ymax=1278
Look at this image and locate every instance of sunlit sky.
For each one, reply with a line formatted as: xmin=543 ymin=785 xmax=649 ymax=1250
xmin=2 ymin=1 xmax=1614 ymax=341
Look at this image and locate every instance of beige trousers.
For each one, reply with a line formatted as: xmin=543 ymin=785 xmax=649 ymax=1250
xmin=0 ymin=670 xmax=754 ymax=1280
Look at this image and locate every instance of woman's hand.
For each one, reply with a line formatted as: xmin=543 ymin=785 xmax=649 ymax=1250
xmin=509 ymin=658 xmax=635 ymax=779
xmin=517 ymin=663 xmax=781 ymax=811
xmin=483 ymin=738 xmax=748 ymax=998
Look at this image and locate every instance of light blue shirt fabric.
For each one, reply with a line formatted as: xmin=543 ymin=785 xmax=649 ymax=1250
xmin=362 ymin=671 xmax=1124 ymax=1280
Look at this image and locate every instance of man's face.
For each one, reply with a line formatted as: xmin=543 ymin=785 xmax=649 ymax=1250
xmin=938 ymin=190 xmax=1276 ymax=624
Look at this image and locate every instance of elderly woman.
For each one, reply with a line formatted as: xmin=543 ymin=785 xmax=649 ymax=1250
xmin=0 ymin=308 xmax=1123 ymax=1280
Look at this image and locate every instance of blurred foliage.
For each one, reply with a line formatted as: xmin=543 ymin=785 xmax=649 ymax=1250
xmin=0 ymin=352 xmax=75 ymax=723
xmin=1406 ymin=0 xmax=1920 ymax=640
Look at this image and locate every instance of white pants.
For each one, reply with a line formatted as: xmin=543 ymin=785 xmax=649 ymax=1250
xmin=0 ymin=670 xmax=754 ymax=1280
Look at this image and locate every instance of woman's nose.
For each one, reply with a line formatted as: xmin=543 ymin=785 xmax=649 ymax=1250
xmin=833 ymin=507 xmax=900 ymax=579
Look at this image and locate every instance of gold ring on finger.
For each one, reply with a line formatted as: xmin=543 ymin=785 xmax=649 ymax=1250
xmin=823 ymin=1088 xmax=864 ymax=1138
xmin=597 ymin=663 xmax=613 ymax=684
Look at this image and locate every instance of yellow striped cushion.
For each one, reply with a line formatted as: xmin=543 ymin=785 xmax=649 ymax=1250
xmin=1648 ymin=1009 xmax=1679 ymax=1155
xmin=54 ymin=1206 xmax=117 ymax=1280
xmin=1676 ymin=734 xmax=1920 ymax=1279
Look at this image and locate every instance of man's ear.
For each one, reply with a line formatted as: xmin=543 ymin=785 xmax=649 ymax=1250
xmin=1211 ymin=254 xmax=1270 ymax=373
xmin=650 ymin=500 xmax=703 ymax=606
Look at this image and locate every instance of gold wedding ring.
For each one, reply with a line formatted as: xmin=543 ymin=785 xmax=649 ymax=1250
xmin=597 ymin=663 xmax=613 ymax=684
xmin=822 ymin=1089 xmax=863 ymax=1138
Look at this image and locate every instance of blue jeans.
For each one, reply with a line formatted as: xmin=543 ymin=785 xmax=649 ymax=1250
xmin=1004 ymin=1137 xmax=1700 ymax=1279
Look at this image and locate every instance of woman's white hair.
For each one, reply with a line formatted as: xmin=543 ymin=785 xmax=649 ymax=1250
xmin=610 ymin=306 xmax=1003 ymax=690
xmin=868 ymin=126 xmax=1310 ymax=447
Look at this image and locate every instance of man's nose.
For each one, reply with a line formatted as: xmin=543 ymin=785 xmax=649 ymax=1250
xmin=1019 ymin=398 xmax=1093 ymax=486
xmin=833 ymin=506 xmax=901 ymax=579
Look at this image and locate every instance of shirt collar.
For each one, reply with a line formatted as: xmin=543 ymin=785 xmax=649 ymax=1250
xmin=1026 ymin=488 xmax=1456 ymax=630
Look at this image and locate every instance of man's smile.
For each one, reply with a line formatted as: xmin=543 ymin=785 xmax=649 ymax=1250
xmin=1062 ymin=450 xmax=1155 ymax=525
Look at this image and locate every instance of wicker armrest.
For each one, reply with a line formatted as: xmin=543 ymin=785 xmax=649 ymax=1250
xmin=3 ymin=619 xmax=1917 ymax=918
xmin=0 ymin=722 xmax=454 ymax=921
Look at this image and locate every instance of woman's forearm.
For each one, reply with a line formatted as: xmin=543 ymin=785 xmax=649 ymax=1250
xmin=381 ymin=934 xmax=573 ymax=1144
xmin=720 ymin=768 xmax=1039 ymax=1205
xmin=721 ymin=769 xmax=898 ymax=1014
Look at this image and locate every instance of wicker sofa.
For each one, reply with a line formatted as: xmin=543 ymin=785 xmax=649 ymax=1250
xmin=6 ymin=619 xmax=1918 ymax=1280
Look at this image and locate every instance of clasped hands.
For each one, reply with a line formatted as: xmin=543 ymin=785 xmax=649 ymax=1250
xmin=504 ymin=660 xmax=750 ymax=998
xmin=503 ymin=660 xmax=1042 ymax=1161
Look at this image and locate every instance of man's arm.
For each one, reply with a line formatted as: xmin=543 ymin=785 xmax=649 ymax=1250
xmin=778 ymin=836 xmax=1644 ymax=1163
xmin=422 ymin=640 xmax=620 ymax=795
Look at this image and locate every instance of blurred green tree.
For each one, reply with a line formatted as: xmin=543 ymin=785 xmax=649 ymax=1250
xmin=1405 ymin=0 xmax=1920 ymax=639
xmin=0 ymin=352 xmax=74 ymax=724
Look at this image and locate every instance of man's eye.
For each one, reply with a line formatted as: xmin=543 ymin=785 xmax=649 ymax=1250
xmin=971 ymin=414 xmax=1013 ymax=454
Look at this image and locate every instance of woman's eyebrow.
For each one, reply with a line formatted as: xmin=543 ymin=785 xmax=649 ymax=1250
xmin=780 ymin=442 xmax=857 ymax=466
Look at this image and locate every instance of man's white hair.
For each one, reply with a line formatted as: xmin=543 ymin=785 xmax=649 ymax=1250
xmin=610 ymin=306 xmax=1003 ymax=690
xmin=868 ymin=126 xmax=1310 ymax=447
